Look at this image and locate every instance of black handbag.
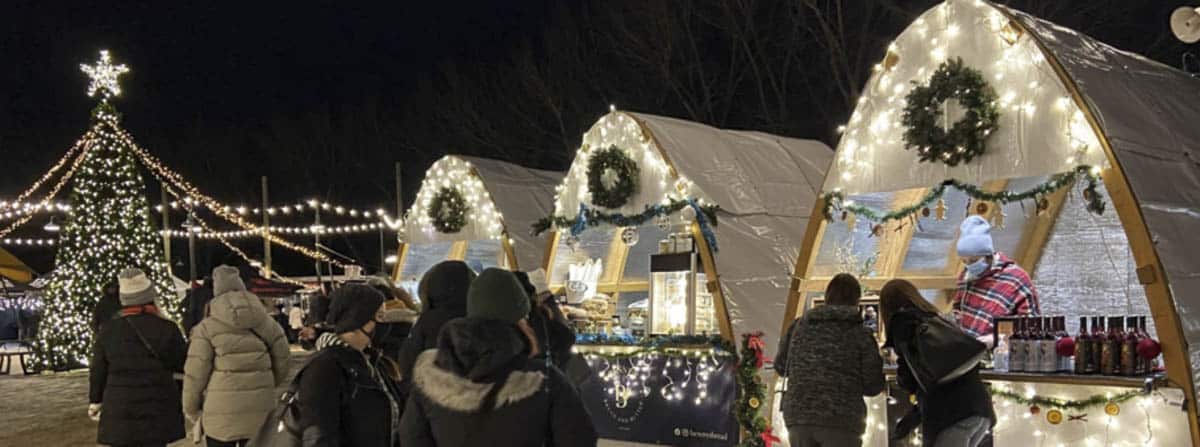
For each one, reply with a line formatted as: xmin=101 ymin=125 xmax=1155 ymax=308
xmin=246 ymin=370 xmax=305 ymax=447
xmin=898 ymin=314 xmax=987 ymax=392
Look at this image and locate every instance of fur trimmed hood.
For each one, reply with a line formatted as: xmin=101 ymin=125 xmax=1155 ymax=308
xmin=411 ymin=349 xmax=544 ymax=413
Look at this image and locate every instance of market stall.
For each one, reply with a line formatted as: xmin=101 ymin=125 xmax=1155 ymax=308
xmin=535 ymin=110 xmax=831 ymax=445
xmin=392 ymin=155 xmax=562 ymax=295
xmin=780 ymin=0 xmax=1200 ymax=445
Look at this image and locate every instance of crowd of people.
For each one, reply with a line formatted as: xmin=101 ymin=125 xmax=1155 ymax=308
xmin=86 ymin=259 xmax=597 ymax=447
xmin=775 ymin=215 xmax=1038 ymax=447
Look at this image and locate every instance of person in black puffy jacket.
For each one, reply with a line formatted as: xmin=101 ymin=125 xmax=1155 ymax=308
xmin=881 ymin=279 xmax=995 ymax=447
xmin=89 ymin=268 xmax=187 ymax=447
xmin=296 ymin=284 xmax=404 ymax=447
xmin=401 ymin=268 xmax=597 ymax=447
xmin=395 ymin=261 xmax=475 ymax=379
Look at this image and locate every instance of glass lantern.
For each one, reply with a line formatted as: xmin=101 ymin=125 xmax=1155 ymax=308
xmin=647 ymin=251 xmax=717 ymax=336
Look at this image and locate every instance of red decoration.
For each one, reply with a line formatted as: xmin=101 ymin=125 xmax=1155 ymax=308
xmin=747 ymin=332 xmax=766 ymax=368
xmin=761 ymin=426 xmax=782 ymax=447
xmin=1030 ymin=405 xmax=1041 ymax=415
xmin=1137 ymin=338 xmax=1162 ymax=360
xmin=1056 ymin=337 xmax=1076 ymax=357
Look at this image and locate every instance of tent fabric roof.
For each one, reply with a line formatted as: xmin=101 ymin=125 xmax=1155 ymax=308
xmin=568 ymin=112 xmax=833 ymax=354
xmin=405 ymin=155 xmax=563 ymax=272
xmin=458 ymin=156 xmax=563 ymax=271
xmin=999 ymin=1 xmax=1200 ymax=405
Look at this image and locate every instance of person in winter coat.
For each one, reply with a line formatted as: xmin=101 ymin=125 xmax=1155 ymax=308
xmin=776 ymin=273 xmax=885 ymax=447
xmin=88 ymin=268 xmax=187 ymax=447
xmin=400 ymin=268 xmax=597 ymax=447
xmin=90 ymin=280 xmax=122 ymax=335
xmin=881 ymin=279 xmax=995 ymax=447
xmin=182 ymin=266 xmax=290 ymax=447
xmin=514 ymin=269 xmax=578 ymax=371
xmin=396 ymin=261 xmax=476 ymax=379
xmin=297 ymin=284 xmax=404 ymax=447
xmin=365 ymin=275 xmax=419 ymax=361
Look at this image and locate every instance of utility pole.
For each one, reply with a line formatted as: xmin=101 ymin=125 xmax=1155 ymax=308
xmin=187 ymin=212 xmax=197 ymax=283
xmin=160 ymin=188 xmax=172 ymax=272
xmin=261 ymin=176 xmax=271 ymax=275
xmin=313 ymin=203 xmax=323 ymax=289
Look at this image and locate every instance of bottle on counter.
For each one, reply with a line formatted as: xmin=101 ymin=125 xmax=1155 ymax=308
xmin=1138 ymin=316 xmax=1152 ymax=375
xmin=1122 ymin=316 xmax=1139 ymax=376
xmin=1010 ymin=317 xmax=1026 ymax=373
xmin=993 ymin=332 xmax=1009 ymax=373
xmin=1103 ymin=317 xmax=1124 ymax=375
xmin=1074 ymin=317 xmax=1090 ymax=375
xmin=1088 ymin=316 xmax=1104 ymax=374
xmin=1056 ymin=316 xmax=1071 ymax=372
xmin=1028 ymin=317 xmax=1044 ymax=373
xmin=1041 ymin=317 xmax=1058 ymax=373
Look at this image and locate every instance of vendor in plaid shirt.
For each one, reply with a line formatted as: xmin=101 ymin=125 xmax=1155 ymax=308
xmin=952 ymin=215 xmax=1040 ymax=338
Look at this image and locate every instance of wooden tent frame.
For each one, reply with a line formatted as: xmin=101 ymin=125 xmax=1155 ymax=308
xmin=539 ymin=114 xmax=736 ymax=341
xmin=781 ymin=6 xmax=1200 ymax=443
xmin=390 ymin=164 xmax=524 ymax=282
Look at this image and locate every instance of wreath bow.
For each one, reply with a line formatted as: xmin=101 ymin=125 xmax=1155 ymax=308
xmin=761 ymin=426 xmax=782 ymax=447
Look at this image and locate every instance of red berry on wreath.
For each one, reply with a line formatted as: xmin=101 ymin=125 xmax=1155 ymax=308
xmin=1030 ymin=405 xmax=1041 ymax=415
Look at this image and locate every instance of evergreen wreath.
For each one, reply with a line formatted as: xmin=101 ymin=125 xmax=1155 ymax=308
xmin=587 ymin=145 xmax=640 ymax=209
xmin=427 ymin=186 xmax=469 ymax=233
xmin=901 ymin=57 xmax=1000 ymax=167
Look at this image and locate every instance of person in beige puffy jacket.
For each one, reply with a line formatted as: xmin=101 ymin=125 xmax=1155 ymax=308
xmin=183 ymin=265 xmax=290 ymax=446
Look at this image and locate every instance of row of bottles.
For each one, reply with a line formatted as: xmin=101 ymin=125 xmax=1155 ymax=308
xmin=993 ymin=316 xmax=1158 ymax=376
xmin=1073 ymin=316 xmax=1156 ymax=376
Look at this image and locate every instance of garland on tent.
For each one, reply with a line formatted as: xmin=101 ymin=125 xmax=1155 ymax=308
xmin=575 ymin=333 xmax=734 ymax=360
xmin=428 ymin=186 xmax=469 ymax=233
xmin=822 ymin=165 xmax=1105 ymax=224
xmin=987 ymin=385 xmax=1140 ymax=414
xmin=531 ymin=199 xmax=722 ymax=251
xmin=902 ymin=57 xmax=1000 ymax=167
xmin=587 ymin=145 xmax=640 ymax=209
xmin=736 ymin=332 xmax=780 ymax=447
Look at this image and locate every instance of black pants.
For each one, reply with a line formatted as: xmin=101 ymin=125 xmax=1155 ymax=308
xmin=206 ymin=437 xmax=248 ymax=447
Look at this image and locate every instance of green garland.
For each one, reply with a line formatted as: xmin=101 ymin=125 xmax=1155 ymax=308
xmin=987 ymin=385 xmax=1140 ymax=411
xmin=530 ymin=198 xmax=719 ymax=236
xmin=428 ymin=186 xmax=470 ymax=233
xmin=822 ymin=165 xmax=1104 ymax=223
xmin=736 ymin=332 xmax=776 ymax=447
xmin=588 ymin=145 xmax=640 ymax=209
xmin=902 ymin=57 xmax=1000 ymax=167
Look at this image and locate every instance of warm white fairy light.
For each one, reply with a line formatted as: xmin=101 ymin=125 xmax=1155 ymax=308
xmin=154 ymin=198 xmax=387 ymax=223
xmin=80 ymin=50 xmax=129 ymax=99
xmin=403 ymin=156 xmax=505 ymax=242
xmin=160 ymin=221 xmax=387 ymax=240
xmin=549 ymin=111 xmax=710 ymax=231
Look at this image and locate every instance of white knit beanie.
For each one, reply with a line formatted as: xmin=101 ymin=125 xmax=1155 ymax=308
xmin=212 ymin=265 xmax=246 ymax=296
xmin=118 ymin=268 xmax=156 ymax=307
xmin=956 ymin=215 xmax=995 ymax=257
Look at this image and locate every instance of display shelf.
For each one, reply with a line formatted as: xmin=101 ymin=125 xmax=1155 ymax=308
xmin=883 ymin=366 xmax=1167 ymax=388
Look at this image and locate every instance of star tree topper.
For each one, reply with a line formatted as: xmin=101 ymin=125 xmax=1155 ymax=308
xmin=80 ymin=50 xmax=129 ymax=99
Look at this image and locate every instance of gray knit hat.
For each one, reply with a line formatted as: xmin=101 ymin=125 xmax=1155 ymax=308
xmin=467 ymin=268 xmax=531 ymax=324
xmin=212 ymin=265 xmax=247 ymax=296
xmin=118 ymin=268 xmax=156 ymax=307
xmin=326 ymin=284 xmax=385 ymax=334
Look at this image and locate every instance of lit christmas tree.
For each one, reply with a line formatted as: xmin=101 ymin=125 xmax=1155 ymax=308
xmin=34 ymin=51 xmax=175 ymax=370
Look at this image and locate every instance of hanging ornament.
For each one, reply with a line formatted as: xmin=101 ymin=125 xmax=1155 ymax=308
xmin=1104 ymin=402 xmax=1121 ymax=416
xmin=935 ymin=198 xmax=947 ymax=221
xmin=1056 ymin=336 xmax=1076 ymax=357
xmin=992 ymin=209 xmax=1007 ymax=230
xmin=846 ymin=213 xmax=857 ymax=231
xmin=1137 ymin=338 xmax=1162 ymax=360
xmin=748 ymin=397 xmax=761 ymax=409
xmin=871 ymin=224 xmax=883 ymax=237
xmin=840 ymin=210 xmax=848 ymax=221
xmin=656 ymin=214 xmax=671 ymax=231
xmin=1029 ymin=405 xmax=1041 ymax=415
xmin=1046 ymin=409 xmax=1064 ymax=425
xmin=680 ymin=205 xmax=697 ymax=223
xmin=921 ymin=207 xmax=931 ymax=218
xmin=975 ymin=201 xmax=989 ymax=215
xmin=1036 ymin=196 xmax=1050 ymax=216
xmin=564 ymin=234 xmax=581 ymax=252
xmin=620 ymin=227 xmax=640 ymax=246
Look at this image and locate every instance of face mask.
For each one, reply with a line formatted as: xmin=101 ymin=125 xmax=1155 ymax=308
xmin=369 ymin=321 xmax=391 ymax=346
xmin=965 ymin=258 xmax=989 ymax=279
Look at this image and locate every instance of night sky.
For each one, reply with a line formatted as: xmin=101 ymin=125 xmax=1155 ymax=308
xmin=0 ymin=0 xmax=1191 ymax=277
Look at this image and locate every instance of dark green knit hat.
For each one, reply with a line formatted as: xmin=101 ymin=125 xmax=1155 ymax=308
xmin=467 ymin=268 xmax=531 ymax=324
